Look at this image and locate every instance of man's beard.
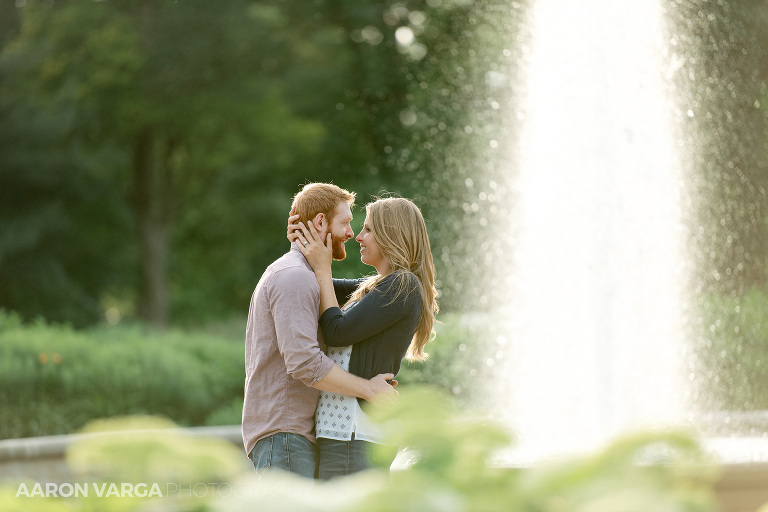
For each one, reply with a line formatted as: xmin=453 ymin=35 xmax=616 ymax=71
xmin=331 ymin=234 xmax=347 ymax=260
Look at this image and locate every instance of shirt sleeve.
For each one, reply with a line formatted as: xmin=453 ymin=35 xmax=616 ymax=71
xmin=332 ymin=278 xmax=364 ymax=306
xmin=320 ymin=273 xmax=420 ymax=347
xmin=269 ymin=267 xmax=334 ymax=386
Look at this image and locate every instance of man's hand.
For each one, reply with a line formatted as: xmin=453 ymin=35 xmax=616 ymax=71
xmin=313 ymin=366 xmax=398 ymax=403
xmin=364 ymin=373 xmax=398 ymax=406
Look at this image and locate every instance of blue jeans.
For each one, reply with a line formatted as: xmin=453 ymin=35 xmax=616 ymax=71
xmin=249 ymin=432 xmax=317 ymax=479
xmin=317 ymin=437 xmax=397 ymax=481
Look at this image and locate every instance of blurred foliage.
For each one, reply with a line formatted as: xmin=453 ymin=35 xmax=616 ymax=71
xmin=66 ymin=416 xmax=247 ymax=483
xmin=5 ymin=276 xmax=768 ymax=439
xmin=3 ymin=0 xmax=763 ymax=331
xmin=0 ymin=310 xmax=243 ymax=438
xmin=396 ymin=314 xmax=490 ymax=403
xmin=691 ymin=284 xmax=768 ymax=416
xmin=0 ymin=390 xmax=721 ymax=512
xmin=0 ymin=0 xmax=515 ymax=326
xmin=0 ymin=310 xmax=486 ymax=438
xmin=672 ymin=0 xmax=768 ymax=294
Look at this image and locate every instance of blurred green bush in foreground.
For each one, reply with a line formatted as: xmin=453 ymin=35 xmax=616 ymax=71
xmin=0 ymin=389 xmax=721 ymax=512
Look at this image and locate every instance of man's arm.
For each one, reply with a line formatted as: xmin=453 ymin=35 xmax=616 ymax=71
xmin=271 ymin=266 xmax=396 ymax=403
xmin=271 ymin=267 xmax=335 ymax=385
xmin=313 ymin=365 xmax=397 ymax=402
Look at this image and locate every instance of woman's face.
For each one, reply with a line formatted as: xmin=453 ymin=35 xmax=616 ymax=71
xmin=355 ymin=214 xmax=388 ymax=273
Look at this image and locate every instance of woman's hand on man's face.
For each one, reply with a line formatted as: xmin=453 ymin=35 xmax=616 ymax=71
xmin=294 ymin=218 xmax=333 ymax=273
xmin=287 ymin=209 xmax=302 ymax=242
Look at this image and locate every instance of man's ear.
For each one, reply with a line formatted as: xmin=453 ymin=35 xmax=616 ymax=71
xmin=311 ymin=213 xmax=325 ymax=231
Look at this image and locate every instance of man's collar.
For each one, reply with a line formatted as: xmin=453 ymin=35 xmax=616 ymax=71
xmin=290 ymin=242 xmax=313 ymax=271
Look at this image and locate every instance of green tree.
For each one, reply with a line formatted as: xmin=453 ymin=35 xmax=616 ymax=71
xmin=1 ymin=0 xmax=521 ymax=326
xmin=2 ymin=0 xmax=325 ymax=326
xmin=0 ymin=5 xmax=132 ymax=326
xmin=673 ymin=0 xmax=768 ymax=293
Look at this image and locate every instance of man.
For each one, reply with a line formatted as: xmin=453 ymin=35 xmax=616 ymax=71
xmin=242 ymin=183 xmax=397 ymax=479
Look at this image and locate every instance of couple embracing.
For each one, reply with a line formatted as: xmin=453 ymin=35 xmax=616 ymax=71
xmin=242 ymin=182 xmax=439 ymax=480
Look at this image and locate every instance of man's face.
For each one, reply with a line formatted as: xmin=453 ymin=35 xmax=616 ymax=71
xmin=323 ymin=202 xmax=354 ymax=260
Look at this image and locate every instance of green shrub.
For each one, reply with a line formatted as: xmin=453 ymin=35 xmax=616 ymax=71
xmin=0 ymin=311 xmax=485 ymax=438
xmin=0 ymin=312 xmax=244 ymax=438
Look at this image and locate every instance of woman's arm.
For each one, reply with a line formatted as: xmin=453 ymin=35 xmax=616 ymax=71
xmin=315 ymin=267 xmax=338 ymax=313
xmin=295 ymin=222 xmax=420 ymax=347
xmin=320 ymin=273 xmax=421 ymax=347
xmin=333 ymin=278 xmax=364 ymax=306
xmin=293 ymin=221 xmax=341 ymax=313
xmin=289 ymin=212 xmax=362 ymax=307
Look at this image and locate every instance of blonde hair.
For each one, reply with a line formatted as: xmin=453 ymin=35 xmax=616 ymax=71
xmin=291 ymin=183 xmax=355 ymax=226
xmin=348 ymin=197 xmax=439 ymax=361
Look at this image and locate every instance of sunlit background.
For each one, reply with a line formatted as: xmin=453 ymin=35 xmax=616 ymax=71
xmin=2 ymin=0 xmax=768 ymax=487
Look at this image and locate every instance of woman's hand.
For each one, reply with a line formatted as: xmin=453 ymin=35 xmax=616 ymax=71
xmin=287 ymin=208 xmax=301 ymax=243
xmin=294 ymin=220 xmax=333 ymax=275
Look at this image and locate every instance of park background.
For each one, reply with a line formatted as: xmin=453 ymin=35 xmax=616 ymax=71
xmin=2 ymin=2 xmax=768 ymax=509
xmin=1 ymin=0 xmax=515 ymax=440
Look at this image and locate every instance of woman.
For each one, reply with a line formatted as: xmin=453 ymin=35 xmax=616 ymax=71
xmin=289 ymin=197 xmax=439 ymax=480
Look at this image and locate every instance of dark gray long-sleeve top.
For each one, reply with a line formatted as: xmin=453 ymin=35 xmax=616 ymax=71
xmin=322 ymin=272 xmax=422 ymax=387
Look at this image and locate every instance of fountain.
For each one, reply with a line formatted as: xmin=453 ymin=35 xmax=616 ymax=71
xmin=497 ymin=0 xmax=689 ymax=462
xmin=449 ymin=0 xmax=768 ymax=508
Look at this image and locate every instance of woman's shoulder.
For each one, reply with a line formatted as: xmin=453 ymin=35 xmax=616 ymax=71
xmin=381 ymin=271 xmax=421 ymax=302
xmin=381 ymin=269 xmax=418 ymax=286
xmin=401 ymin=270 xmax=421 ymax=290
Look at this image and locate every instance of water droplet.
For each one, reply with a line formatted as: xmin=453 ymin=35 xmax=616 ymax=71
xmin=485 ymin=70 xmax=506 ymax=88
xmin=408 ymin=11 xmax=426 ymax=26
xmin=361 ymin=26 xmax=383 ymax=45
xmin=105 ymin=308 xmax=121 ymax=325
xmin=399 ymin=109 xmax=417 ymax=126
xmin=409 ymin=43 xmax=427 ymax=61
xmin=395 ymin=26 xmax=415 ymax=46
